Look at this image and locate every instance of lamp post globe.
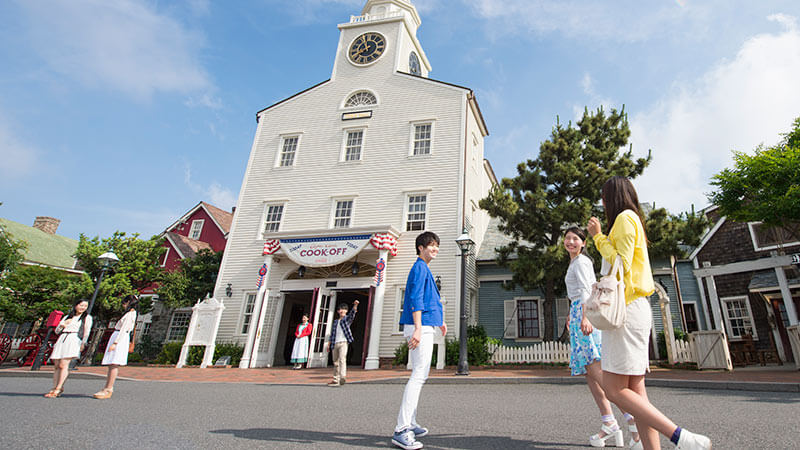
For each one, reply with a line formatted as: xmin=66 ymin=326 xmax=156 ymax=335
xmin=455 ymin=228 xmax=474 ymax=376
xmin=88 ymin=251 xmax=119 ymax=315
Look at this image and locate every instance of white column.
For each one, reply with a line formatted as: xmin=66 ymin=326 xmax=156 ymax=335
xmin=775 ymin=267 xmax=799 ymax=325
xmin=364 ymin=249 xmax=389 ymax=370
xmin=705 ymin=276 xmax=725 ymax=333
xmin=239 ymin=255 xmax=273 ymax=369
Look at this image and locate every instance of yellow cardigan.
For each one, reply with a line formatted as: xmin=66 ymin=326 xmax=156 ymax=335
xmin=593 ymin=209 xmax=655 ymax=304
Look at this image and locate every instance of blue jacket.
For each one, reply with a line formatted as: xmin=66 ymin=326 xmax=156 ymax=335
xmin=399 ymin=258 xmax=443 ymax=327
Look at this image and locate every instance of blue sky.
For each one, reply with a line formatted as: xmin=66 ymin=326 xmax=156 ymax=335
xmin=1 ymin=0 xmax=799 ymax=240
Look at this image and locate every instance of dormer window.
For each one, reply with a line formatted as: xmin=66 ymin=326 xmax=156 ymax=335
xmin=345 ymin=91 xmax=377 ymax=108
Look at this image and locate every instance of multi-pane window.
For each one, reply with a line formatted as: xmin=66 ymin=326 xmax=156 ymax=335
xmin=279 ymin=136 xmax=299 ymax=167
xmin=189 ymin=220 xmax=204 ymax=239
xmin=397 ymin=288 xmax=406 ymax=333
xmin=241 ymin=293 xmax=257 ymax=334
xmin=406 ymin=194 xmax=427 ymax=231
xmin=166 ymin=311 xmax=192 ymax=342
xmin=344 ymin=130 xmax=363 ymax=161
xmin=517 ymin=299 xmax=541 ymax=338
xmin=263 ymin=204 xmax=284 ymax=233
xmin=749 ymin=222 xmax=800 ymax=250
xmin=333 ymin=200 xmax=354 ymax=228
xmin=723 ymin=297 xmax=755 ymax=339
xmin=345 ymin=91 xmax=377 ymax=107
xmin=413 ymin=123 xmax=432 ymax=155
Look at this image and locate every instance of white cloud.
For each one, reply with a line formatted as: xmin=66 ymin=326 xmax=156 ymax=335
xmin=17 ymin=0 xmax=213 ymax=100
xmin=0 ymin=117 xmax=37 ymax=180
xmin=183 ymin=165 xmax=237 ymax=211
xmin=629 ymin=16 xmax=800 ymax=212
xmin=574 ymin=73 xmax=618 ymax=121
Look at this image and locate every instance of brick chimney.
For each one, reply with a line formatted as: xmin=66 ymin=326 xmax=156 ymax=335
xmin=33 ymin=216 xmax=61 ymax=234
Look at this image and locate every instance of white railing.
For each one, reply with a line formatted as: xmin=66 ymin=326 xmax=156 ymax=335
xmin=488 ymin=341 xmax=570 ymax=364
xmin=673 ymin=339 xmax=696 ymax=363
xmin=350 ymin=11 xmax=404 ymax=24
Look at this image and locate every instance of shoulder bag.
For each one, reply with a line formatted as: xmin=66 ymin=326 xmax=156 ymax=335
xmin=584 ymin=255 xmax=626 ymax=330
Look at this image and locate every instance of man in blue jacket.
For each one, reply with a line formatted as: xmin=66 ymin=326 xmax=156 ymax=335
xmin=392 ymin=231 xmax=447 ymax=450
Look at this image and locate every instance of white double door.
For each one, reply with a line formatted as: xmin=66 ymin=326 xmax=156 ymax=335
xmin=307 ymin=288 xmax=337 ymax=368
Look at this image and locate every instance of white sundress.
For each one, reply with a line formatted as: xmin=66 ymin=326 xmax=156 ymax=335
xmin=101 ymin=310 xmax=136 ymax=366
xmin=50 ymin=315 xmax=93 ymax=360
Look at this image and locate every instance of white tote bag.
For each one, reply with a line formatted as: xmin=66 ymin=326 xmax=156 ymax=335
xmin=585 ymin=256 xmax=626 ymax=330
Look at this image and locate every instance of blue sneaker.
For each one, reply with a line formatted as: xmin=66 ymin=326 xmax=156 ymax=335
xmin=410 ymin=426 xmax=428 ymax=437
xmin=392 ymin=429 xmax=423 ymax=449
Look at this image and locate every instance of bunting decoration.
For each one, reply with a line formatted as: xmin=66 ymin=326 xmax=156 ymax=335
xmin=370 ymin=233 xmax=398 ymax=256
xmin=262 ymin=239 xmax=281 ymax=256
xmin=257 ymin=264 xmax=268 ymax=289
xmin=374 ymin=258 xmax=386 ymax=287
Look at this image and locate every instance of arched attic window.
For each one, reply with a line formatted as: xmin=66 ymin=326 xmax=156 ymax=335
xmin=345 ymin=91 xmax=377 ymax=108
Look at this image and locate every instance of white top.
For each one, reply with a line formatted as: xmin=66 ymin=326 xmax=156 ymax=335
xmin=335 ymin=322 xmax=347 ymax=343
xmin=564 ymin=254 xmax=596 ymax=304
xmin=56 ymin=315 xmax=93 ymax=344
xmin=114 ymin=310 xmax=137 ymax=333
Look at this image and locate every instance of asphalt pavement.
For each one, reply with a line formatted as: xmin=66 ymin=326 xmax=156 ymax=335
xmin=1 ymin=374 xmax=798 ymax=449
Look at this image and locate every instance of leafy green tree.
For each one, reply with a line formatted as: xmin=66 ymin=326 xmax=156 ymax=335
xmin=0 ymin=265 xmax=75 ymax=324
xmin=645 ymin=207 xmax=710 ymax=260
xmin=65 ymin=232 xmax=165 ymax=322
xmin=156 ymin=249 xmax=223 ymax=309
xmin=0 ymin=229 xmax=26 ymax=274
xmin=479 ymin=107 xmax=651 ymax=340
xmin=708 ymin=117 xmax=800 ymax=242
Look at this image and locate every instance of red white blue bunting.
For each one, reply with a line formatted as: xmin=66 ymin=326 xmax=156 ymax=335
xmin=262 ymin=239 xmax=281 ymax=255
xmin=374 ymin=258 xmax=386 ymax=287
xmin=370 ymin=233 xmax=398 ymax=256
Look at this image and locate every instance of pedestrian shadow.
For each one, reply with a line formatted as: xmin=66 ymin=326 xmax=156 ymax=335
xmin=0 ymin=392 xmax=92 ymax=399
xmin=210 ymin=428 xmax=574 ymax=449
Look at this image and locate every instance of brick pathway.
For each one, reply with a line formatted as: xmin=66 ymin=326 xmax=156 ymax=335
xmin=2 ymin=363 xmax=797 ymax=385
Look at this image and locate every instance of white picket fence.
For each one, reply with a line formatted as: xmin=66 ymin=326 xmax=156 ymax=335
xmin=488 ymin=341 xmax=570 ymax=364
xmin=673 ymin=339 xmax=696 ymax=364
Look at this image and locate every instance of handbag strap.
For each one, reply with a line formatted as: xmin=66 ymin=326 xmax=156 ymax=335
xmin=610 ymin=256 xmax=623 ymax=281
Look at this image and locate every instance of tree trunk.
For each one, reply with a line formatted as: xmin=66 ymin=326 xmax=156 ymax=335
xmin=544 ymin=279 xmax=556 ymax=341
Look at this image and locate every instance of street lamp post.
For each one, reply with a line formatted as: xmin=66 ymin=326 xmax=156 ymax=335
xmin=73 ymin=251 xmax=119 ymax=368
xmin=455 ymin=228 xmax=474 ymax=376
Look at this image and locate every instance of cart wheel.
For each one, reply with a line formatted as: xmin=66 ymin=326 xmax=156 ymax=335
xmin=0 ymin=333 xmax=11 ymax=364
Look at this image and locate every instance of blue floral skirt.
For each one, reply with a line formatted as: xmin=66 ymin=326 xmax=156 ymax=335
xmin=569 ymin=299 xmax=602 ymax=376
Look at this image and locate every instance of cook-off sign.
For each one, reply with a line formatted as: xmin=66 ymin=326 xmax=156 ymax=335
xmin=282 ymin=234 xmax=372 ymax=268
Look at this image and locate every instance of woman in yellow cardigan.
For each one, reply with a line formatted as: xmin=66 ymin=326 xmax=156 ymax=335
xmin=587 ymin=177 xmax=711 ymax=450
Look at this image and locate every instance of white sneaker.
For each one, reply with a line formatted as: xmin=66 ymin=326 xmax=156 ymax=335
xmin=676 ymin=430 xmax=712 ymax=450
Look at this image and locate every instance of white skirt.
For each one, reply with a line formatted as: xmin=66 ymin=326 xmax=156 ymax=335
xmin=49 ymin=333 xmax=81 ymax=360
xmin=101 ymin=330 xmax=130 ymax=366
xmin=290 ymin=336 xmax=309 ymax=363
xmin=601 ymin=297 xmax=652 ymax=376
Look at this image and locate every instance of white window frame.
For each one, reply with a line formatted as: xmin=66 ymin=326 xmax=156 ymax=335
xmin=747 ymin=222 xmax=800 ymax=251
xmin=262 ymin=202 xmax=287 ymax=236
xmin=504 ymin=297 xmax=544 ymax=341
xmin=330 ymin=197 xmax=356 ymax=229
xmin=340 ymin=127 xmax=366 ymax=162
xmin=166 ymin=309 xmax=192 ymax=342
xmin=682 ymin=301 xmax=700 ymax=332
xmin=408 ymin=120 xmax=435 ymax=156
xmin=720 ymin=295 xmax=758 ymax=340
xmin=404 ymin=192 xmax=428 ymax=232
xmin=342 ymin=90 xmax=379 ymax=109
xmin=239 ymin=292 xmax=258 ymax=335
xmin=274 ymin=134 xmax=302 ymax=168
xmin=189 ymin=220 xmax=204 ymax=240
xmin=160 ymin=247 xmax=170 ymax=267
xmin=393 ymin=286 xmax=406 ymax=335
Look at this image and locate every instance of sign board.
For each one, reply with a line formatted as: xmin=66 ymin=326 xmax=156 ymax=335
xmin=176 ymin=296 xmax=226 ymax=369
xmin=342 ymin=110 xmax=372 ymax=121
xmin=281 ymin=234 xmax=372 ymax=268
xmin=792 ymin=254 xmax=800 ymax=265
xmin=214 ymin=356 xmax=232 ymax=366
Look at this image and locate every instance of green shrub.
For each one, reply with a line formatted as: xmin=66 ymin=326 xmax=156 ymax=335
xmin=394 ymin=341 xmax=409 ymax=366
xmin=127 ymin=352 xmax=143 ymax=364
xmin=213 ymin=342 xmax=244 ymax=366
xmin=92 ymin=352 xmax=104 ymax=365
xmin=136 ymin=335 xmax=162 ymax=362
xmin=154 ymin=342 xmax=183 ymax=364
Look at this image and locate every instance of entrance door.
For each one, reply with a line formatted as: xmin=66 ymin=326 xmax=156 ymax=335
xmin=307 ymin=289 xmax=336 ymax=368
xmin=770 ymin=296 xmax=794 ymax=363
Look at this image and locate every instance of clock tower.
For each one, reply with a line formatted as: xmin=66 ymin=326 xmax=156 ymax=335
xmin=332 ymin=0 xmax=432 ymax=79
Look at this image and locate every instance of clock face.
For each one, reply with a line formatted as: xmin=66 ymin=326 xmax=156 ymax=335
xmin=409 ymin=52 xmax=421 ymax=75
xmin=349 ymin=33 xmax=386 ymax=65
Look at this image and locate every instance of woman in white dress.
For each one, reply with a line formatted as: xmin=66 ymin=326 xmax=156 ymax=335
xmin=44 ymin=299 xmax=92 ymax=398
xmin=290 ymin=314 xmax=312 ymax=369
xmin=93 ymin=295 xmax=137 ymax=399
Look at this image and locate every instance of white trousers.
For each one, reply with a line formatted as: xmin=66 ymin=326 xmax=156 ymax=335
xmin=396 ymin=325 xmax=435 ymax=432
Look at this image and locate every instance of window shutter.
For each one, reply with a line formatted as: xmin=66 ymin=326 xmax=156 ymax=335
xmin=503 ymin=299 xmax=518 ymax=339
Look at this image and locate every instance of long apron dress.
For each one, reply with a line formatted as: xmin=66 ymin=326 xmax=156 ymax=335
xmin=290 ymin=323 xmax=311 ymax=364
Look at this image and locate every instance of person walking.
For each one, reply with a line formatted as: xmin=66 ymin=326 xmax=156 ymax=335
xmin=326 ymin=300 xmax=358 ymax=386
xmin=93 ymin=295 xmax=138 ymax=400
xmin=391 ymin=231 xmax=447 ymax=450
xmin=44 ymin=299 xmax=92 ymax=398
xmin=290 ymin=313 xmax=312 ymax=369
xmin=564 ymin=227 xmax=641 ymax=448
xmin=587 ymin=176 xmax=711 ymax=450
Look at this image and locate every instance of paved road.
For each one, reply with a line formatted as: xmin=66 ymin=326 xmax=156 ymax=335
xmin=1 ymin=375 xmax=797 ymax=449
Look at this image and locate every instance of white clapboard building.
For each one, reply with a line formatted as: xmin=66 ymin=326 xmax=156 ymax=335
xmin=212 ymin=0 xmax=495 ymax=369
